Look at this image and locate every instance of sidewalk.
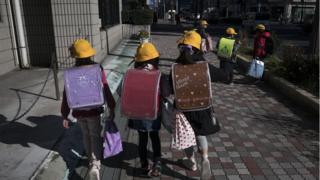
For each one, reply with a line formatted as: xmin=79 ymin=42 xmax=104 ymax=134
xmin=74 ymin=25 xmax=318 ymax=180
xmin=0 ymin=39 xmax=139 ymax=180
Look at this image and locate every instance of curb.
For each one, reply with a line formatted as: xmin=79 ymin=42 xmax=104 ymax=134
xmin=236 ymin=54 xmax=319 ymax=116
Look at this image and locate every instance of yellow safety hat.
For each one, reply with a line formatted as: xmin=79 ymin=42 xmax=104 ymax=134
xmin=71 ymin=39 xmax=96 ymax=58
xmin=256 ymin=24 xmax=266 ymax=31
xmin=177 ymin=30 xmax=201 ymax=50
xmin=135 ymin=42 xmax=160 ymax=62
xmin=226 ymin=27 xmax=237 ymax=35
xmin=200 ymin=20 xmax=208 ymax=26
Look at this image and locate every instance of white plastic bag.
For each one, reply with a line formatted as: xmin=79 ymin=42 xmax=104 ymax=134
xmin=247 ymin=58 xmax=264 ymax=79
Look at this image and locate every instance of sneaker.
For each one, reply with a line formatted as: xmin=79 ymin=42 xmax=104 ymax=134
xmin=200 ymin=159 xmax=211 ymax=180
xmin=89 ymin=165 xmax=100 ymax=180
xmin=148 ymin=161 xmax=161 ymax=177
xmin=181 ymin=157 xmax=197 ymax=171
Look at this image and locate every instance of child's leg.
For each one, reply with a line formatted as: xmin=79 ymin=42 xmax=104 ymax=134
xmin=196 ymin=136 xmax=208 ymax=159
xmin=149 ymin=131 xmax=161 ymax=162
xmin=149 ymin=131 xmax=162 ymax=176
xmin=138 ymin=131 xmax=149 ymax=167
xmin=196 ymin=136 xmax=212 ymax=180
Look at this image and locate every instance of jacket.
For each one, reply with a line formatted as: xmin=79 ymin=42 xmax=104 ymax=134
xmin=253 ymin=31 xmax=271 ymax=59
xmin=61 ymin=69 xmax=116 ymax=120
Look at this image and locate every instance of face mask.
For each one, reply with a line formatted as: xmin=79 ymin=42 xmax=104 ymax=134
xmin=178 ymin=45 xmax=194 ymax=55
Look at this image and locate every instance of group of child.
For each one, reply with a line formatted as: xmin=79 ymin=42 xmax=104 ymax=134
xmin=61 ymin=24 xmax=244 ymax=180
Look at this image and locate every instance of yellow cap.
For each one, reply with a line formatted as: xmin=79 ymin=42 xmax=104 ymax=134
xmin=135 ymin=42 xmax=160 ymax=62
xmin=256 ymin=24 xmax=266 ymax=31
xmin=177 ymin=30 xmax=201 ymax=50
xmin=226 ymin=27 xmax=237 ymax=35
xmin=200 ymin=20 xmax=208 ymax=26
xmin=71 ymin=39 xmax=96 ymax=58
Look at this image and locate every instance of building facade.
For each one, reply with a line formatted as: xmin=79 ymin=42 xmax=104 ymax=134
xmin=0 ymin=0 xmax=138 ymax=76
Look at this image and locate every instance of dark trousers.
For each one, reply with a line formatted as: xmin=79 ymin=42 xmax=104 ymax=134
xmin=138 ymin=131 xmax=161 ymax=166
xmin=220 ymin=60 xmax=234 ymax=83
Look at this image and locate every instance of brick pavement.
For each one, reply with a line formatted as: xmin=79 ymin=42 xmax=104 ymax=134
xmin=99 ymin=26 xmax=319 ymax=180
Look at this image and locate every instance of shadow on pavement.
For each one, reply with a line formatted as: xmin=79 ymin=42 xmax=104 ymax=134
xmin=0 ymin=115 xmax=85 ymax=179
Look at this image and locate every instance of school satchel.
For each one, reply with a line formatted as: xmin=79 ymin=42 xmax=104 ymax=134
xmin=121 ymin=69 xmax=161 ymax=120
xmin=172 ymin=62 xmax=212 ymax=111
xmin=64 ymin=64 xmax=105 ymax=110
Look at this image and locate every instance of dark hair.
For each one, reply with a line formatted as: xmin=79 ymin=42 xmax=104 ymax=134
xmin=134 ymin=57 xmax=160 ymax=69
xmin=75 ymin=58 xmax=96 ymax=67
xmin=176 ymin=46 xmax=202 ymax=65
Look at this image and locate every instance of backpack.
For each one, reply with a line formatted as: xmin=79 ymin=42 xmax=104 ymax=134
xmin=121 ymin=69 xmax=161 ymax=120
xmin=265 ymin=37 xmax=274 ymax=55
xmin=172 ymin=62 xmax=212 ymax=111
xmin=64 ymin=64 xmax=105 ymax=110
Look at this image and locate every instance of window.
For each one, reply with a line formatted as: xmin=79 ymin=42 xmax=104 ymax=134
xmin=99 ymin=0 xmax=120 ymax=28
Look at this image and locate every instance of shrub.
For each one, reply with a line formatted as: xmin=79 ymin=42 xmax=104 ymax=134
xmin=267 ymin=45 xmax=319 ymax=96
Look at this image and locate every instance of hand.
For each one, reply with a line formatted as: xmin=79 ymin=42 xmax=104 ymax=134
xmin=63 ymin=119 xmax=69 ymax=129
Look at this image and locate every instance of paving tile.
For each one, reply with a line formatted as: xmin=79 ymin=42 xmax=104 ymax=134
xmin=212 ymin=169 xmax=226 ymax=176
xmin=278 ymin=175 xmax=292 ymax=180
xmin=262 ymin=169 xmax=275 ymax=176
xmin=296 ymin=167 xmax=310 ymax=175
xmin=231 ymin=157 xmax=243 ymax=163
xmin=211 ymin=163 xmax=223 ymax=169
xmin=214 ymin=175 xmax=228 ymax=180
xmin=237 ymin=168 xmax=250 ymax=175
xmin=272 ymin=168 xmax=287 ymax=175
xmin=290 ymin=175 xmax=304 ymax=180
xmin=240 ymin=175 xmax=254 ymax=180
xmin=279 ymin=163 xmax=293 ymax=169
xmin=265 ymin=175 xmax=280 ymax=180
xmin=284 ymin=168 xmax=298 ymax=175
xmin=227 ymin=175 xmax=241 ymax=180
xmin=302 ymin=174 xmax=317 ymax=180
xmin=224 ymin=168 xmax=238 ymax=175
xmin=229 ymin=152 xmax=240 ymax=158
xmin=253 ymin=175 xmax=267 ymax=180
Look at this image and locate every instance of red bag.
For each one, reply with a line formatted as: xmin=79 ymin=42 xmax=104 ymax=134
xmin=121 ymin=69 xmax=161 ymax=120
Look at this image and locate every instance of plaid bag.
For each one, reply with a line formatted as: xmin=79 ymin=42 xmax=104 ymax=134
xmin=171 ymin=112 xmax=196 ymax=150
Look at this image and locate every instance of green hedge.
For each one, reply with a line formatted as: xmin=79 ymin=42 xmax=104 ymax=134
xmin=122 ymin=9 xmax=154 ymax=25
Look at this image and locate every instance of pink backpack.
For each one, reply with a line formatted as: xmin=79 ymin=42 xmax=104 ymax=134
xmin=121 ymin=69 xmax=161 ymax=120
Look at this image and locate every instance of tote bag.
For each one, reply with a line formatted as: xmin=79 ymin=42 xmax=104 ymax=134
xmin=103 ymin=120 xmax=123 ymax=159
xmin=171 ymin=112 xmax=196 ymax=150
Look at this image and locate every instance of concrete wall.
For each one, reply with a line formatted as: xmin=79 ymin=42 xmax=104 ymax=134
xmin=51 ymin=0 xmax=110 ymax=68
xmin=0 ymin=1 xmax=16 ymax=76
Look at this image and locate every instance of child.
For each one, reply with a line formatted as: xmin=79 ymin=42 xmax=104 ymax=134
xmin=126 ymin=43 xmax=162 ymax=177
xmin=174 ymin=31 xmax=223 ymax=180
xmin=61 ymin=39 xmax=116 ymax=180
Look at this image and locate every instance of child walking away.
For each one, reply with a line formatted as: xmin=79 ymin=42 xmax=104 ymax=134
xmin=216 ymin=27 xmax=241 ymax=85
xmin=120 ymin=43 xmax=163 ymax=177
xmin=173 ymin=31 xmax=223 ymax=180
xmin=61 ymin=39 xmax=116 ymax=180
